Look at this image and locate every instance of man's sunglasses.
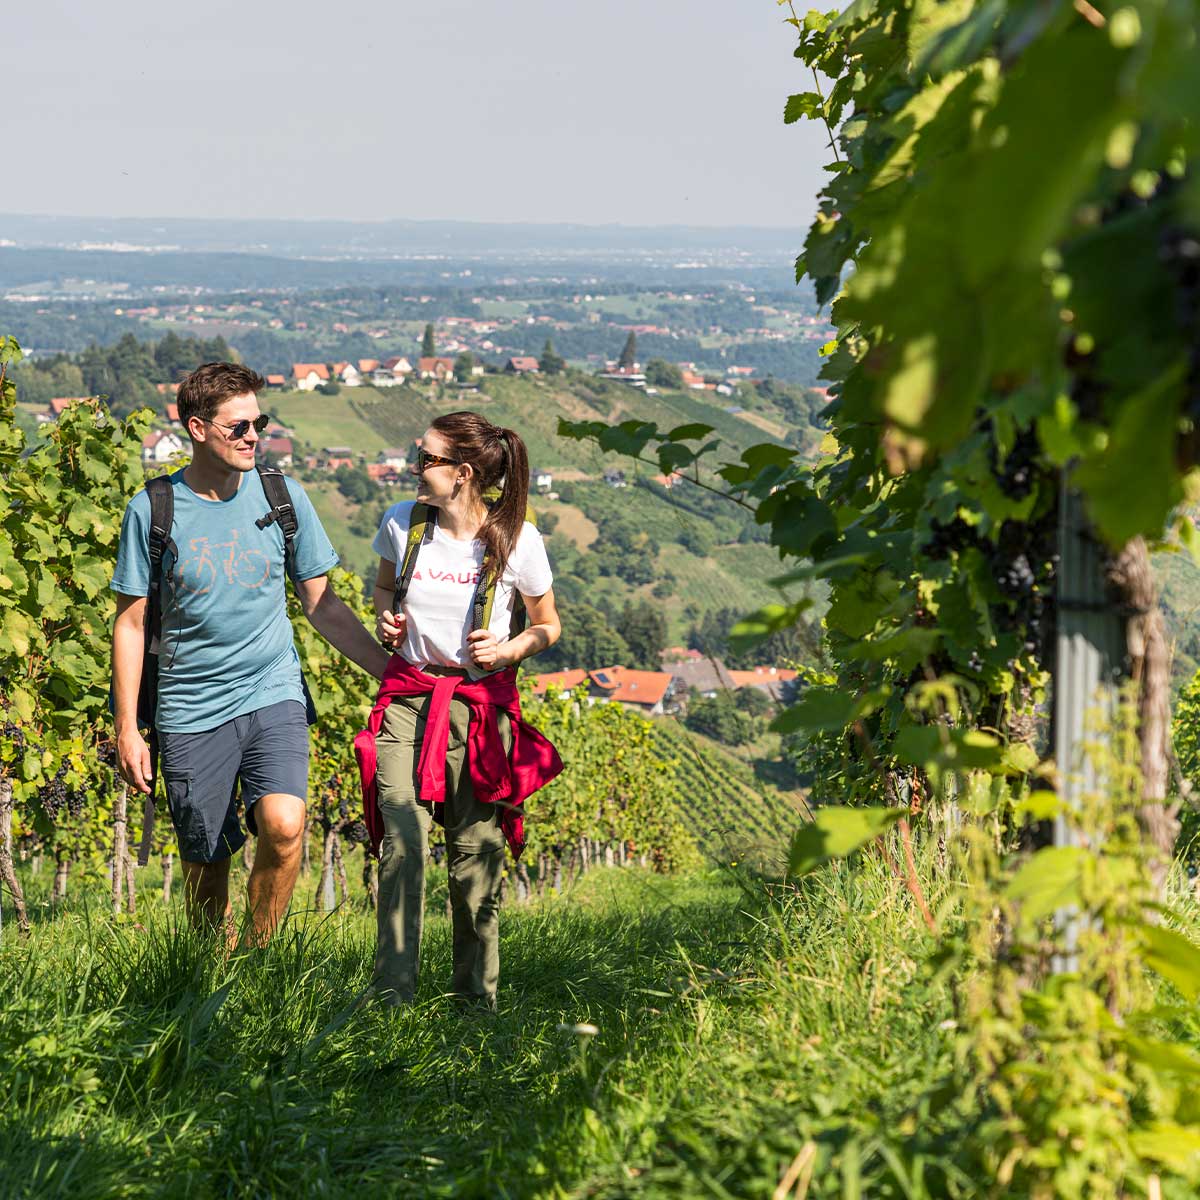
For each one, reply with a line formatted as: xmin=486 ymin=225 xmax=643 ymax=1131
xmin=415 ymin=449 xmax=461 ymax=472
xmin=203 ymin=414 xmax=271 ymax=440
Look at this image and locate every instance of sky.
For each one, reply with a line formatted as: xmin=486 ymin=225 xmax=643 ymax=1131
xmin=8 ymin=0 xmax=832 ymax=229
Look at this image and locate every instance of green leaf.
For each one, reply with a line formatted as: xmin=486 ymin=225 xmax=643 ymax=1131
xmin=727 ymin=598 xmax=814 ymax=656
xmin=787 ymin=806 xmax=905 ymax=876
xmin=1129 ymin=1124 xmax=1200 ymax=1171
xmin=771 ymin=685 xmax=890 ymax=734
xmin=664 ymin=423 xmax=716 ymax=442
xmin=2 ymin=608 xmax=32 ymax=657
xmin=784 ymin=92 xmax=826 ymax=124
xmin=1005 ymin=846 xmax=1085 ymax=931
xmin=1140 ymin=925 xmax=1200 ymax=1001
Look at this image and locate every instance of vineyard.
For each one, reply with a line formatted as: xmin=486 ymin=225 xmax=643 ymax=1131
xmin=648 ymin=717 xmax=800 ymax=859
xmin=7 ymin=0 xmax=1200 ymax=1194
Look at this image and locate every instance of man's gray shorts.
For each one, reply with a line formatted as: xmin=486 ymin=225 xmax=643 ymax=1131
xmin=158 ymin=700 xmax=309 ymax=864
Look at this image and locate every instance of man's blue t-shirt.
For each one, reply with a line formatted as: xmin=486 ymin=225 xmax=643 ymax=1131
xmin=111 ymin=469 xmax=338 ymax=733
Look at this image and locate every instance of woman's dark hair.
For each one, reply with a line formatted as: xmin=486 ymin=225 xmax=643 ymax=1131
xmin=431 ymin=410 xmax=530 ymax=581
xmin=178 ymin=361 xmax=265 ymax=427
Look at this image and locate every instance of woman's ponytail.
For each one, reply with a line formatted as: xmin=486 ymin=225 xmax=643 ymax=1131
xmin=480 ymin=427 xmax=530 ymax=581
xmin=429 ymin=411 xmax=531 ymax=582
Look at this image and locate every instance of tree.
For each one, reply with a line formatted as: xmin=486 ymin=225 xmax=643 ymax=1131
xmin=645 ymin=359 xmax=682 ymax=389
xmin=683 ymin=691 xmax=758 ymax=747
xmin=620 ymin=599 xmax=667 ymax=670
xmin=536 ymin=601 xmax=631 ymax=672
xmin=421 ymin=323 xmax=436 ymax=358
xmin=617 ymin=332 xmax=637 ymax=370
xmin=539 ymin=339 xmax=565 ymax=376
xmin=453 ymin=352 xmax=476 ymax=383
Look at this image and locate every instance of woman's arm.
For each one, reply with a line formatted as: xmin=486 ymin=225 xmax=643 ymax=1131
xmin=373 ymin=557 xmax=407 ymax=648
xmin=466 ymin=587 xmax=561 ymax=671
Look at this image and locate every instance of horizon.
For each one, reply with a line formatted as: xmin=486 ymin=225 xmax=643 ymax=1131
xmin=9 ymin=0 xmax=829 ymax=229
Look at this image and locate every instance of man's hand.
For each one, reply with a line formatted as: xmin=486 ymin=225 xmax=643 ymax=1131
xmin=376 ymin=608 xmax=408 ymax=650
xmin=467 ymin=629 xmax=510 ymax=672
xmin=117 ymin=728 xmax=153 ymax=794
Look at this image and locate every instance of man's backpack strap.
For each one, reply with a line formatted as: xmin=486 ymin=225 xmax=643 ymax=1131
xmin=142 ymin=475 xmax=176 ymax=704
xmin=254 ymin=464 xmax=299 ymax=580
xmin=394 ymin=502 xmax=435 ymax=615
xmin=137 ymin=474 xmax=176 ymax=867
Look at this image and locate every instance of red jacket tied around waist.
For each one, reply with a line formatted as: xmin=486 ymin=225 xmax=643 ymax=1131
xmin=355 ymin=658 xmax=563 ymax=860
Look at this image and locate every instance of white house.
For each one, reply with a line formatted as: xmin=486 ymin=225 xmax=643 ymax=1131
xmin=335 ymin=362 xmax=362 ymax=387
xmin=142 ymin=430 xmax=185 ymax=465
xmin=533 ymin=468 xmax=553 ymax=494
xmin=292 ymin=363 xmax=329 ymax=391
xmin=379 ymin=448 xmax=408 ymax=471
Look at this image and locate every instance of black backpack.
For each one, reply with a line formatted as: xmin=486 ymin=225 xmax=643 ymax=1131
xmin=133 ymin=465 xmax=307 ymax=859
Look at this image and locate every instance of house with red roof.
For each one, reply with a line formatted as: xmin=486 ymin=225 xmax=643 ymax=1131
xmin=265 ymin=374 xmax=287 ymax=389
xmin=43 ymin=397 xmax=88 ymax=421
xmin=292 ymin=363 xmax=330 ymax=391
xmin=258 ymin=436 xmax=294 ymax=468
xmin=416 ymin=356 xmax=455 ymax=382
xmin=142 ymin=430 xmax=185 ymax=465
xmin=358 ymin=358 xmax=380 ymax=374
xmin=366 ymin=463 xmax=402 ymax=486
xmin=587 ymin=666 xmax=674 ymax=715
xmin=164 ymin=402 xmax=180 ymax=425
xmin=529 ymin=669 xmax=589 ymax=696
xmin=505 ymin=356 xmax=539 ymax=374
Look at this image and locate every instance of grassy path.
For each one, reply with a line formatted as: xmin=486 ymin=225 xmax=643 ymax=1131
xmin=1 ymin=862 xmax=957 ymax=1198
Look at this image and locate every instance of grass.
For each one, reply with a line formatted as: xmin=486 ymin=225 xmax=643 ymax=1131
xmin=270 ymin=388 xmax=392 ymax=456
xmin=1 ymin=848 xmax=969 ymax=1199
xmin=9 ymin=838 xmax=1199 ymax=1197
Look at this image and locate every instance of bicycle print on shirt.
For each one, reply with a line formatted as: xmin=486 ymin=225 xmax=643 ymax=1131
xmin=177 ymin=529 xmax=272 ymax=594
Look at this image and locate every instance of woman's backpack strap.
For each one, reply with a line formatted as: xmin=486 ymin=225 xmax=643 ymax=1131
xmin=394 ymin=503 xmax=435 ymax=614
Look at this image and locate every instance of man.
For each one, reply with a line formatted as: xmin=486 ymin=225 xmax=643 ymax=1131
xmin=111 ymin=361 xmax=390 ymax=942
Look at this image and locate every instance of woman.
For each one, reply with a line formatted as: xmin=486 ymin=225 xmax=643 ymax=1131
xmin=354 ymin=411 xmax=563 ymax=1010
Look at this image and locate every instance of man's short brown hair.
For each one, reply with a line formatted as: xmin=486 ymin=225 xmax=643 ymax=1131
xmin=177 ymin=362 xmax=265 ymax=427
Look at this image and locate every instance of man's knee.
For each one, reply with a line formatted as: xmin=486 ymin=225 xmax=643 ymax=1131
xmin=254 ymin=794 xmax=306 ymax=856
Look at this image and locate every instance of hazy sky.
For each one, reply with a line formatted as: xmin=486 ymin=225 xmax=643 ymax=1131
xmin=9 ymin=0 xmax=831 ymax=228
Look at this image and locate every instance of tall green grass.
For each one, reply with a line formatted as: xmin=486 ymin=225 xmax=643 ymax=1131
xmin=11 ymin=840 xmax=1191 ymax=1197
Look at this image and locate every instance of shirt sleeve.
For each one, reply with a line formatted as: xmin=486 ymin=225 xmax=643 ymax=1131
xmin=285 ymin=479 xmax=340 ymax=582
xmin=372 ymin=501 xmax=413 ymax=563
xmin=513 ymin=522 xmax=554 ymax=597
xmin=110 ymin=492 xmax=152 ymax=597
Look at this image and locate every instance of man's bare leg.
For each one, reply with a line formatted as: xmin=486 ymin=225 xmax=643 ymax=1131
xmin=245 ymin=792 xmax=306 ymax=945
xmin=182 ymin=857 xmax=234 ymax=945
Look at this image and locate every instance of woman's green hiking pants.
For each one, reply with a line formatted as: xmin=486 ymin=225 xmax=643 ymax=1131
xmin=371 ymin=692 xmax=511 ymax=1008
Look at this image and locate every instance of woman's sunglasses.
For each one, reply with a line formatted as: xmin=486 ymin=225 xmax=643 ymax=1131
xmin=415 ymin=449 xmax=461 ymax=472
xmin=203 ymin=414 xmax=271 ymax=440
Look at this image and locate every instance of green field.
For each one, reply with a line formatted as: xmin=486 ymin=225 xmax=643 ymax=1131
xmin=270 ymin=388 xmax=392 ymax=456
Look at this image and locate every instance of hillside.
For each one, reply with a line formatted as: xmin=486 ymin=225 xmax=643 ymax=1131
xmin=271 ymin=372 xmax=812 ymax=644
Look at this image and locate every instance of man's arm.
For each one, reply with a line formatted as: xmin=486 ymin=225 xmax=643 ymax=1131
xmin=112 ymin=593 xmax=153 ymax=794
xmin=296 ymin=574 xmax=391 ymax=679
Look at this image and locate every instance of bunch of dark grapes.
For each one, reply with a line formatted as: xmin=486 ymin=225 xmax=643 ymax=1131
xmin=345 ymin=820 xmax=369 ymax=846
xmin=3 ymin=720 xmax=26 ymax=753
xmin=38 ymin=768 xmax=68 ymax=822
xmin=924 ymin=516 xmax=982 ymax=561
xmin=988 ymin=515 xmax=1057 ymax=663
xmin=96 ymin=738 xmax=117 ymax=768
xmin=988 ymin=426 xmax=1039 ymax=501
xmin=66 ymin=787 xmax=86 ymax=819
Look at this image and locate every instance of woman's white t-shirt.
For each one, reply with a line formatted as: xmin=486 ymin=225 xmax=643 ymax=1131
xmin=373 ymin=501 xmax=554 ymax=678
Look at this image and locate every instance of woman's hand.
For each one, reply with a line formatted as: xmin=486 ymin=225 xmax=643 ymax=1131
xmin=376 ymin=608 xmax=407 ymax=650
xmin=466 ymin=629 xmax=512 ymax=671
